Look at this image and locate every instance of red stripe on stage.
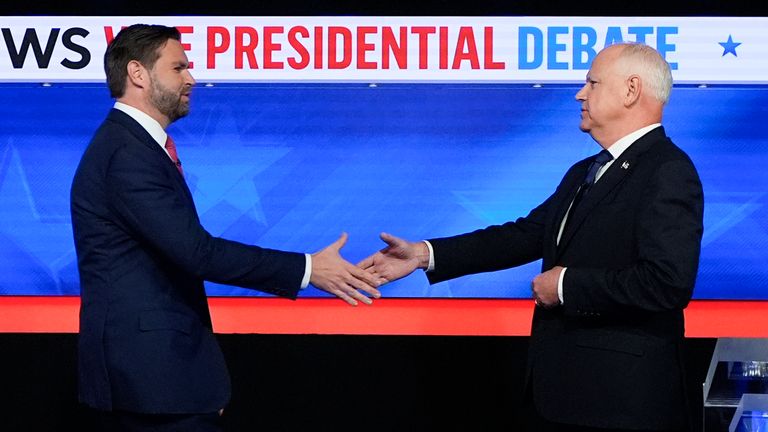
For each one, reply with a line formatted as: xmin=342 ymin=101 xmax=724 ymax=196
xmin=0 ymin=296 xmax=764 ymax=337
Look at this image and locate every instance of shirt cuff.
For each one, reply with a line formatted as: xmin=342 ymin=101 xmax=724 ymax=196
xmin=423 ymin=240 xmax=435 ymax=272
xmin=557 ymin=267 xmax=567 ymax=303
xmin=300 ymin=253 xmax=312 ymax=289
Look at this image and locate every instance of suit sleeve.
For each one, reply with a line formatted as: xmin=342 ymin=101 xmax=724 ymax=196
xmin=426 ymin=191 xmax=554 ymax=284
xmin=562 ymin=157 xmax=704 ymax=315
xmin=105 ymin=142 xmax=304 ymax=298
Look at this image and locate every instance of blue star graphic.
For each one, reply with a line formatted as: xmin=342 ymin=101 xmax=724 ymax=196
xmin=719 ymin=35 xmax=742 ymax=57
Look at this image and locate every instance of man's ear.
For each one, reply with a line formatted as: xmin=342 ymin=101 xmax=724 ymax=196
xmin=624 ymin=75 xmax=642 ymax=107
xmin=125 ymin=60 xmax=147 ymax=90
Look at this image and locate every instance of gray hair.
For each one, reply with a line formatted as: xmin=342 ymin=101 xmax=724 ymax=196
xmin=613 ymin=42 xmax=673 ymax=105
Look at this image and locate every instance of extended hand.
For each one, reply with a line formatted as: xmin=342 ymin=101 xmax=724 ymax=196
xmin=311 ymin=233 xmax=381 ymax=306
xmin=357 ymin=232 xmax=430 ymax=284
xmin=531 ymin=266 xmax=563 ymax=308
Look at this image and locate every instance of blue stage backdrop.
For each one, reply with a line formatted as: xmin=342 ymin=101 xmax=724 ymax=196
xmin=0 ymin=83 xmax=766 ymax=299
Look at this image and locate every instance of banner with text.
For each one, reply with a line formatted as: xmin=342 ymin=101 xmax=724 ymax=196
xmin=1 ymin=16 xmax=766 ymax=83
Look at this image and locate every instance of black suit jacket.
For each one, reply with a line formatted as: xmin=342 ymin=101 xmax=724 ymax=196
xmin=71 ymin=109 xmax=305 ymax=414
xmin=427 ymin=127 xmax=704 ymax=429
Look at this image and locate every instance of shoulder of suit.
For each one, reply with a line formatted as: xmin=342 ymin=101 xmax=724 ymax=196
xmin=647 ymin=136 xmax=696 ymax=165
xmin=88 ymin=116 xmax=164 ymax=169
xmin=569 ymin=154 xmax=596 ymax=170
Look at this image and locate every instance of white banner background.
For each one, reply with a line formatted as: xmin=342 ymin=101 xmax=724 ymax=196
xmin=0 ymin=16 xmax=766 ymax=83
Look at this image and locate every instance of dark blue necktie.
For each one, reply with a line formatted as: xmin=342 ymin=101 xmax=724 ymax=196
xmin=580 ymin=150 xmax=613 ymax=193
xmin=565 ymin=149 xmax=613 ymax=226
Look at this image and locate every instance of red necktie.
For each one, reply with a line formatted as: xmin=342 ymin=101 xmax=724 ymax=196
xmin=164 ymin=135 xmax=183 ymax=175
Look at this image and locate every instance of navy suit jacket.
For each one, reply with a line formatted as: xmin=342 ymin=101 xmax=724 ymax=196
xmin=71 ymin=109 xmax=305 ymax=414
xmin=427 ymin=127 xmax=704 ymax=430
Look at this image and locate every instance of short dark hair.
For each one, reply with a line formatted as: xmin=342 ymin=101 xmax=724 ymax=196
xmin=104 ymin=24 xmax=181 ymax=98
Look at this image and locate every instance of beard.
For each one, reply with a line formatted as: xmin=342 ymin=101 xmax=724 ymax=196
xmin=149 ymin=76 xmax=190 ymax=123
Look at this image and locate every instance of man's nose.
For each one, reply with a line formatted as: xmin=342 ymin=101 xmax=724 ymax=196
xmin=185 ymin=70 xmax=196 ymax=86
xmin=575 ymin=85 xmax=587 ymax=101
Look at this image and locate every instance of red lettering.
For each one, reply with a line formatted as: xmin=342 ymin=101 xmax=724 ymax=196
xmin=263 ymin=26 xmax=283 ymax=69
xmin=314 ymin=27 xmax=323 ymax=69
xmin=288 ymin=26 xmax=310 ymax=70
xmin=411 ymin=27 xmax=435 ymax=69
xmin=176 ymin=26 xmax=194 ymax=69
xmin=452 ymin=27 xmax=480 ymax=69
xmin=439 ymin=27 xmax=448 ymax=69
xmin=104 ymin=26 xmax=128 ymax=45
xmin=484 ymin=26 xmax=505 ymax=69
xmin=207 ymin=26 xmax=230 ymax=69
xmin=356 ymin=26 xmax=377 ymax=70
xmin=235 ymin=26 xmax=259 ymax=69
xmin=329 ymin=26 xmax=352 ymax=69
xmin=382 ymin=27 xmax=407 ymax=69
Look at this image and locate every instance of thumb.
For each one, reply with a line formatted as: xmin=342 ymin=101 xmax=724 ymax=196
xmin=380 ymin=232 xmax=404 ymax=247
xmin=330 ymin=232 xmax=349 ymax=252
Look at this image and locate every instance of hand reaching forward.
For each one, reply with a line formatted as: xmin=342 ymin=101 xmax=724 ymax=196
xmin=311 ymin=233 xmax=381 ymax=306
xmin=357 ymin=232 xmax=430 ymax=284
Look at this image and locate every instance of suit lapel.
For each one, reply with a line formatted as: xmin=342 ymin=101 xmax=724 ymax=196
xmin=107 ymin=109 xmax=197 ymax=210
xmin=551 ymin=174 xmax=583 ymax=245
xmin=555 ymin=127 xmax=666 ymax=256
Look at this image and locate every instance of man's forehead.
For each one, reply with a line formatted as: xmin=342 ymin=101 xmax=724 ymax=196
xmin=586 ymin=49 xmax=615 ymax=78
xmin=585 ymin=62 xmax=602 ymax=80
xmin=157 ymin=39 xmax=188 ymax=63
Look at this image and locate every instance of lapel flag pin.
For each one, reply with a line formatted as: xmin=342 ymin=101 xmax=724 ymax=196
xmin=621 ymin=161 xmax=630 ymax=169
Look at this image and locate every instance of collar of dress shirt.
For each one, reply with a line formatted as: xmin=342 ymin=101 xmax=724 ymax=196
xmin=605 ymin=123 xmax=661 ymax=160
xmin=113 ymin=102 xmax=169 ymax=156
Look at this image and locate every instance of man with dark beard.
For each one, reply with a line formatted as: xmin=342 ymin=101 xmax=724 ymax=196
xmin=70 ymin=24 xmax=380 ymax=431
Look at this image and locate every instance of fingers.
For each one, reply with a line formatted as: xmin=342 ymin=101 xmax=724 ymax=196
xmin=531 ymin=273 xmax=559 ymax=308
xmin=315 ymin=233 xmax=402 ymax=304
xmin=531 ymin=275 xmax=542 ymax=306
xmin=353 ymin=233 xmax=405 ymax=269
xmin=348 ymin=265 xmax=382 ymax=297
xmin=331 ymin=287 xmax=361 ymax=306
xmin=355 ymin=254 xmax=392 ymax=286
xmin=357 ymin=254 xmax=374 ymax=270
xmin=335 ymin=264 xmax=380 ymax=304
xmin=327 ymin=279 xmax=375 ymax=306
xmin=313 ymin=260 xmax=382 ymax=306
xmin=346 ymin=287 xmax=374 ymax=305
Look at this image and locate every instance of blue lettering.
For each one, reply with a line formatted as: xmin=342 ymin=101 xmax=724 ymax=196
xmin=604 ymin=26 xmax=624 ymax=47
xmin=657 ymin=27 xmax=678 ymax=70
xmin=547 ymin=26 xmax=569 ymax=70
xmin=628 ymin=26 xmax=654 ymax=43
xmin=517 ymin=26 xmax=679 ymax=72
xmin=572 ymin=26 xmax=597 ymax=70
xmin=518 ymin=27 xmax=543 ymax=69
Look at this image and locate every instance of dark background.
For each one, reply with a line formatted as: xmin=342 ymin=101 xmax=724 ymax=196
xmin=1 ymin=0 xmax=764 ymax=17
xmin=0 ymin=334 xmax=717 ymax=431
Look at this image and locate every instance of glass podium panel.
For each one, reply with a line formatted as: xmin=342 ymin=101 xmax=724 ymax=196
xmin=729 ymin=394 xmax=768 ymax=432
xmin=704 ymin=338 xmax=768 ymax=432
